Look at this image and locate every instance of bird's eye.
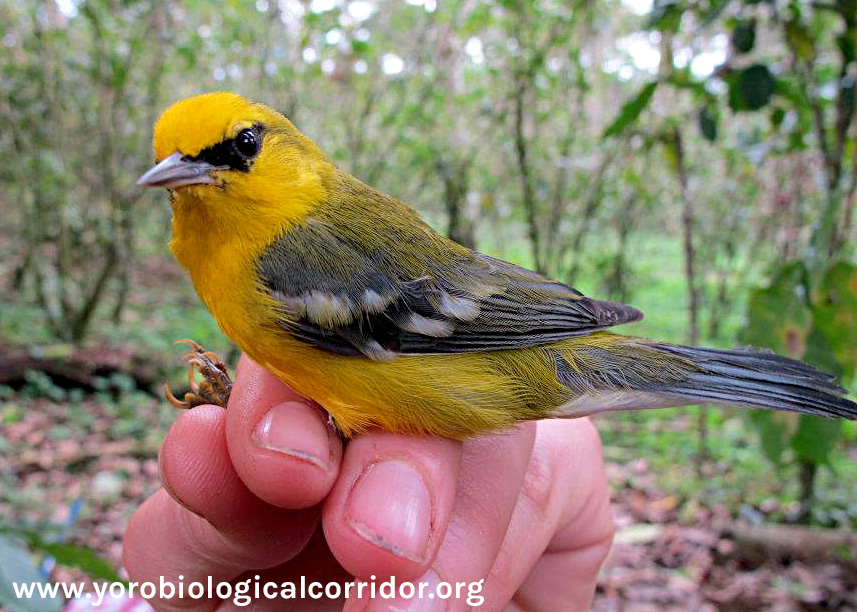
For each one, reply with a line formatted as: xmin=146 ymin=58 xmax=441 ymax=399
xmin=234 ymin=129 xmax=260 ymax=158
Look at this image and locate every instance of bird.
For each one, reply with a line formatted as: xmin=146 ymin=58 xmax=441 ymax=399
xmin=136 ymin=92 xmax=857 ymax=439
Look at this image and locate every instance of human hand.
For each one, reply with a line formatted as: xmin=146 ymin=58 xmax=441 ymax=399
xmin=123 ymin=355 xmax=614 ymax=610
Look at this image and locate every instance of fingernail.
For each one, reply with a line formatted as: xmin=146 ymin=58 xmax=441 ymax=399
xmin=366 ymin=570 xmax=446 ymax=612
xmin=253 ymin=401 xmax=332 ymax=470
xmin=346 ymin=459 xmax=432 ymax=562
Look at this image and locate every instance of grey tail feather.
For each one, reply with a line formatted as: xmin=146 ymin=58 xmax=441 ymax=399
xmin=647 ymin=345 xmax=857 ymax=420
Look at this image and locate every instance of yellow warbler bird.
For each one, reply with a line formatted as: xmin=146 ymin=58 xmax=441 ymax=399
xmin=137 ymin=92 xmax=857 ymax=438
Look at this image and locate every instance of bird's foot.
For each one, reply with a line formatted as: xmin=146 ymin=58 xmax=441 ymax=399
xmin=164 ymin=339 xmax=233 ymax=409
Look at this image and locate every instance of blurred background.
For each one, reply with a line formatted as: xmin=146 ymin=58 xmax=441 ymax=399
xmin=0 ymin=0 xmax=855 ymax=609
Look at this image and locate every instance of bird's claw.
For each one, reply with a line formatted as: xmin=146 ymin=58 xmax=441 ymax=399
xmin=164 ymin=339 xmax=233 ymax=409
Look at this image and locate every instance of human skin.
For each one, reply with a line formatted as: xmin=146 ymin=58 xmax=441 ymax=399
xmin=123 ymin=355 xmax=615 ymax=611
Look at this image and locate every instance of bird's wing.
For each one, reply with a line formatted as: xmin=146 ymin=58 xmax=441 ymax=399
xmin=256 ymin=214 xmax=642 ymax=360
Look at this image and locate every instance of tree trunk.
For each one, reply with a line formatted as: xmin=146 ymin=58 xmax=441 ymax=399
xmin=0 ymin=341 xmax=163 ymax=393
xmin=438 ymin=159 xmax=476 ymax=249
xmin=797 ymin=460 xmax=817 ymax=523
xmin=513 ymin=80 xmax=544 ymax=274
xmin=672 ymin=127 xmax=708 ymax=474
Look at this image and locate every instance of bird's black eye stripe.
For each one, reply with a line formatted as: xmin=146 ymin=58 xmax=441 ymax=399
xmin=186 ymin=124 xmax=264 ymax=172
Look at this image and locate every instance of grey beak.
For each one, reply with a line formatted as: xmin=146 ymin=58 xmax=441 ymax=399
xmin=136 ymin=152 xmax=225 ymax=189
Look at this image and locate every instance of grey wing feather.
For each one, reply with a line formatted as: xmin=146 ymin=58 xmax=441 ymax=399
xmin=256 ymin=220 xmax=643 ymax=360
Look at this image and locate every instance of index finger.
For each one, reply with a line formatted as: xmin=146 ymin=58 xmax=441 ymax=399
xmin=225 ymin=356 xmax=344 ymax=509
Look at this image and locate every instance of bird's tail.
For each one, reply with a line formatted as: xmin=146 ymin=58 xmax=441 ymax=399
xmin=554 ymin=338 xmax=857 ymax=420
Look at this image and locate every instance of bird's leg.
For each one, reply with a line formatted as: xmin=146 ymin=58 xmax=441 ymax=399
xmin=164 ymin=339 xmax=233 ymax=409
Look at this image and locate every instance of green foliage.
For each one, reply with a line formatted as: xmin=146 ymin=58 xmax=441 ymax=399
xmin=647 ymin=1 xmax=684 ymax=33
xmin=792 ymin=416 xmax=842 ymax=465
xmin=727 ymin=64 xmax=777 ymax=111
xmin=1 ymin=0 xmax=167 ymax=344
xmin=770 ymin=106 xmax=786 ymax=129
xmin=731 ymin=18 xmax=757 ymax=54
xmin=740 ymin=262 xmax=811 ymax=358
xmin=0 ymin=385 xmax=14 ymax=403
xmin=740 ymin=259 xmax=857 ymax=477
xmin=603 ymin=81 xmax=658 ymax=138
xmin=748 ymin=410 xmax=794 ymax=465
xmin=698 ymin=105 xmax=718 ymax=141
xmin=812 ymin=262 xmax=857 ymax=381
xmin=21 ymin=371 xmax=67 ymax=403
xmin=33 ymin=542 xmax=121 ymax=584
xmin=784 ymin=19 xmax=816 ymax=61
xmin=602 ymin=407 xmax=857 ymax=528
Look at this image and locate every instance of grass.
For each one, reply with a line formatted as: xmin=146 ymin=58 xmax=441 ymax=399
xmin=483 ymin=227 xmax=751 ymax=345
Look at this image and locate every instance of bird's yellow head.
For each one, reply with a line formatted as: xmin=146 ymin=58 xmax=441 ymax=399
xmin=150 ymin=92 xmax=271 ymax=165
xmin=138 ymin=92 xmax=334 ymax=247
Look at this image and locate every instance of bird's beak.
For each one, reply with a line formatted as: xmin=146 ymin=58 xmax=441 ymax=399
xmin=136 ymin=152 xmax=225 ymax=189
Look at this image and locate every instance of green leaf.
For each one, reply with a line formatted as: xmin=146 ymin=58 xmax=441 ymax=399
xmin=812 ymin=261 xmax=857 ymax=380
xmin=0 ymin=536 xmax=62 ymax=612
xmin=838 ymin=32 xmax=855 ymax=65
xmin=463 ymin=4 xmax=492 ymax=35
xmin=787 ymin=127 xmax=809 ymax=151
xmin=603 ymin=81 xmax=658 ymax=139
xmin=748 ymin=410 xmax=797 ymax=465
xmin=696 ymin=0 xmax=731 ymax=28
xmin=662 ymin=136 xmax=679 ymax=174
xmin=176 ymin=45 xmax=198 ymax=69
xmin=739 ymin=261 xmax=812 ymax=358
xmin=802 ymin=325 xmax=844 ymax=380
xmin=37 ymin=543 xmax=121 ymax=583
xmin=350 ymin=39 xmax=371 ymax=55
xmin=4 ymin=528 xmax=124 ymax=585
xmin=770 ymin=106 xmax=786 ymax=129
xmin=728 ymin=64 xmax=777 ymax=111
xmin=785 ymin=20 xmax=815 ymax=61
xmin=792 ymin=415 xmax=842 ymax=465
xmin=834 ymin=0 xmax=857 ymax=24
xmin=732 ymin=18 xmax=757 ymax=54
xmin=698 ymin=105 xmax=718 ymax=141
xmin=647 ymin=1 xmax=683 ymax=33
xmin=666 ymin=69 xmax=714 ymax=101
xmin=741 ymin=260 xmax=854 ymax=471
